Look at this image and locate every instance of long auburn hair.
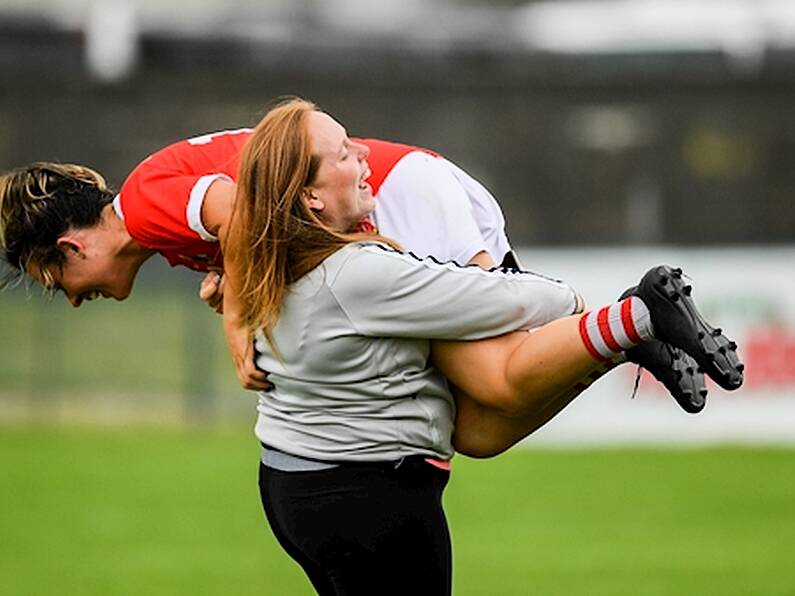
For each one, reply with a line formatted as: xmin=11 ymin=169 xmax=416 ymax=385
xmin=226 ymin=98 xmax=398 ymax=343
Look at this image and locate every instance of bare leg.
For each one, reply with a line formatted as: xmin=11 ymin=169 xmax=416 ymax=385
xmin=452 ymin=387 xmax=572 ymax=457
xmin=439 ymin=265 xmax=744 ymax=456
xmin=431 ymin=315 xmax=615 ymax=457
xmin=451 ymin=365 xmax=613 ymax=457
xmin=432 ymin=315 xmax=602 ymax=414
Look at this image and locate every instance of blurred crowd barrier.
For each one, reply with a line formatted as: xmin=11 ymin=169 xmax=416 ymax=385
xmin=1 ymin=247 xmax=793 ymax=445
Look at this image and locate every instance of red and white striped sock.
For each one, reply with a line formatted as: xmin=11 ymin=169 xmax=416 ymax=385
xmin=578 ymin=296 xmax=655 ymax=362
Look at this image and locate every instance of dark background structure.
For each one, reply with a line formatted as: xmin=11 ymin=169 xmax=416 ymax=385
xmin=2 ymin=2 xmax=793 ymax=251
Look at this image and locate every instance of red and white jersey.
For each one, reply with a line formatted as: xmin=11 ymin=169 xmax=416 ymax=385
xmin=115 ymin=128 xmax=250 ymax=271
xmin=114 ymin=130 xmax=511 ymax=272
xmin=365 ymin=142 xmax=510 ymax=265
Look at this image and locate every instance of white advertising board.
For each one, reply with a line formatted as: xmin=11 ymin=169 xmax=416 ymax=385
xmin=515 ymin=246 xmax=795 ymax=446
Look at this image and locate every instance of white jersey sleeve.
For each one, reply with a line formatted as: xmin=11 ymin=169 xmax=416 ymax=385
xmin=372 ymin=152 xmax=511 ymax=265
xmin=327 ymin=243 xmax=577 ymax=340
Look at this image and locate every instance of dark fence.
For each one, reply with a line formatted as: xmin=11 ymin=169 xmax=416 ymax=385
xmin=2 ymin=21 xmax=794 ymax=249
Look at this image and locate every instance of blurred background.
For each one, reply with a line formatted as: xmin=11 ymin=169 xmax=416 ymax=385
xmin=2 ymin=0 xmax=794 ymax=438
xmin=1 ymin=1 xmax=794 ymax=595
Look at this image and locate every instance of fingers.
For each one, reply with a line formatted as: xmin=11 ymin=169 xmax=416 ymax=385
xmin=225 ymin=316 xmax=271 ymax=391
xmin=238 ymin=365 xmax=273 ymax=391
xmin=199 ymin=272 xmax=222 ymax=301
xmin=236 ymin=342 xmax=272 ymax=391
xmin=215 ymin=277 xmax=226 ymax=312
xmin=200 ymin=272 xmax=226 ymax=314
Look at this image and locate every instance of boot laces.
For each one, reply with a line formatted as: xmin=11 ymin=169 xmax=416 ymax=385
xmin=630 ymin=365 xmax=643 ymax=400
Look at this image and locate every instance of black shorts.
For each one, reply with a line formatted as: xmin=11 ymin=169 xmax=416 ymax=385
xmin=258 ymin=456 xmax=452 ymax=596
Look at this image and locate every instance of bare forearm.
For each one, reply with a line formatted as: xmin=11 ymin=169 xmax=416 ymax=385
xmin=221 ymin=261 xmax=272 ymax=390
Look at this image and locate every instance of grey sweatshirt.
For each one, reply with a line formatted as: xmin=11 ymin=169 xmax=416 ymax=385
xmin=253 ymin=243 xmax=578 ymax=463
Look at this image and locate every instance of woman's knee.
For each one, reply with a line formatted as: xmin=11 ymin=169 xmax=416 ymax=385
xmin=453 ymin=431 xmax=511 ymax=458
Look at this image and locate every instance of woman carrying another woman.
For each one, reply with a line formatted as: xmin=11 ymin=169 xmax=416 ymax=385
xmin=225 ymin=98 xmax=743 ymax=595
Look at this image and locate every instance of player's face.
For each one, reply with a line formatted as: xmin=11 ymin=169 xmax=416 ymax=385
xmin=304 ymin=111 xmax=374 ymax=232
xmin=27 ymin=244 xmax=136 ymax=308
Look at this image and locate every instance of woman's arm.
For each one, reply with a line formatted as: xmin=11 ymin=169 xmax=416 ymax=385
xmin=201 ymin=179 xmax=271 ymax=390
xmin=197 ymin=179 xmax=234 ymax=312
xmin=221 ymin=274 xmax=271 ymax=390
xmin=330 ymin=244 xmax=579 ymax=341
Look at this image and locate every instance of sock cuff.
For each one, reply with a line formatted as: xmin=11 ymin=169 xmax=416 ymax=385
xmin=579 ymin=297 xmax=652 ymax=361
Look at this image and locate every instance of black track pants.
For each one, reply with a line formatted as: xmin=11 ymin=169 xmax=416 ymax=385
xmin=258 ymin=457 xmax=452 ymax=596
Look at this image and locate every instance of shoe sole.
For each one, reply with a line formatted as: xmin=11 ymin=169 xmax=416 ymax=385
xmin=667 ymin=346 xmax=708 ymax=413
xmin=639 ymin=266 xmax=744 ymax=391
xmin=627 ymin=340 xmax=708 ymax=413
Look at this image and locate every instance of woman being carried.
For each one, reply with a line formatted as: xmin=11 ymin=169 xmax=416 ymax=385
xmin=225 ymin=98 xmax=743 ymax=594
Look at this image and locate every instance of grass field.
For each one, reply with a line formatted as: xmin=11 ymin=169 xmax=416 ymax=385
xmin=2 ymin=427 xmax=795 ymax=596
xmin=3 ymin=275 xmax=795 ymax=594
